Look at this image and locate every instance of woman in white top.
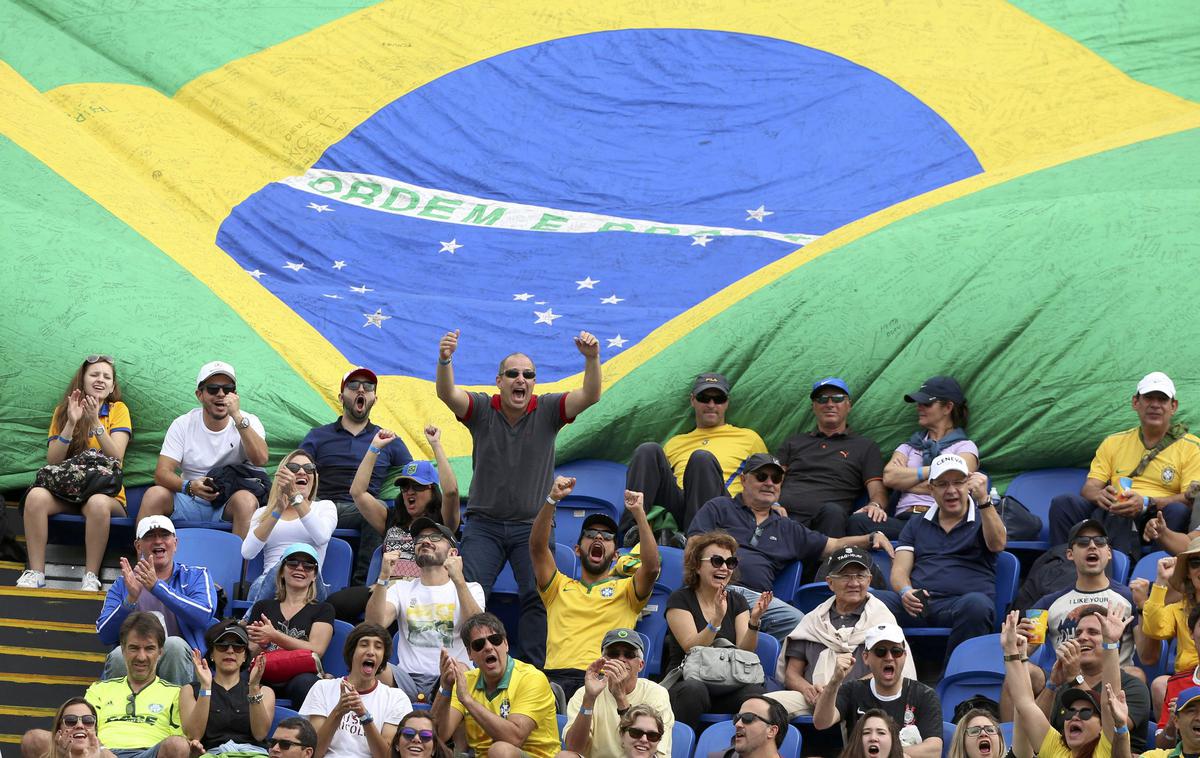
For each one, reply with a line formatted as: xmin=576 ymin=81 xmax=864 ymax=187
xmin=241 ymin=450 xmax=338 ymax=609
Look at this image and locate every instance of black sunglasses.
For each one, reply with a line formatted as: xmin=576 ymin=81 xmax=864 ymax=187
xmin=284 ymin=462 xmax=316 ymax=474
xmin=871 ymin=646 xmax=906 ymax=658
xmin=624 ymin=727 xmax=663 ymax=742
xmin=814 ymin=394 xmax=848 ymax=405
xmin=706 ymin=555 xmax=739 ymax=569
xmin=61 ymin=714 xmax=97 ymax=727
xmin=503 ymin=369 xmax=536 ymax=379
xmin=345 ymin=380 xmax=376 ymax=391
xmin=469 ymin=633 xmax=505 ymax=652
xmin=399 ymin=481 xmax=432 ymax=492
xmin=604 ymin=646 xmax=641 ymax=660
xmin=85 ymin=354 xmax=115 ymax=365
xmin=398 ymin=728 xmax=434 ymax=743
xmin=214 ymin=641 xmax=247 ymax=652
xmin=203 ymin=383 xmax=236 ymax=395
xmin=582 ymin=528 xmax=615 ymax=542
xmin=1071 ymin=535 xmax=1109 ymax=547
xmin=752 ymin=470 xmax=784 ymax=484
xmin=268 ymin=738 xmax=310 ymax=750
xmin=696 ymin=393 xmax=728 ymax=405
xmin=1062 ymin=706 xmax=1097 ymax=721
xmin=734 ymin=712 xmax=770 ymax=725
xmin=284 ymin=558 xmax=318 ymax=571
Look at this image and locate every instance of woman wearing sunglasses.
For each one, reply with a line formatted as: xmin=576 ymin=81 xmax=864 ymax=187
xmin=848 ymin=375 xmax=977 ymax=540
xmin=616 ymin=704 xmax=665 ymax=758
xmin=38 ymin=697 xmax=116 ymax=758
xmin=20 ymin=354 xmax=131 ymax=591
xmin=664 ymin=531 xmax=768 ymax=729
xmin=181 ymin=620 xmax=274 ymax=757
xmin=389 ymin=712 xmax=449 ymax=758
xmin=328 ymin=426 xmax=459 ymax=622
xmin=838 ymin=709 xmax=904 ymax=758
xmin=245 ymin=543 xmax=334 ymax=705
xmin=241 ymin=450 xmax=338 ymax=608
xmin=947 ymin=708 xmax=1009 ymax=758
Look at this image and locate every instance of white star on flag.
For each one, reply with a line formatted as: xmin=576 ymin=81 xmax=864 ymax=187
xmin=350 ymin=284 xmax=374 ymax=294
xmin=534 ymin=308 xmax=562 ymax=325
xmin=600 ymin=294 xmax=624 ymax=304
xmin=607 ymin=335 xmax=628 ymax=349
xmin=246 ymin=269 xmax=265 ymax=279
xmin=513 ymin=293 xmax=534 ymax=301
xmin=307 ymin=203 xmax=333 ymax=213
xmin=439 ymin=239 xmax=463 ymax=254
xmin=575 ymin=276 xmax=600 ymax=290
xmin=363 ymin=309 xmax=390 ymax=328
xmin=322 ymin=294 xmax=342 ymax=299
xmin=691 ymin=234 xmax=714 ymax=247
xmin=283 ymin=261 xmax=306 ymax=272
xmin=332 ymin=260 xmax=346 ymax=270
xmin=745 ymin=205 xmax=773 ymax=222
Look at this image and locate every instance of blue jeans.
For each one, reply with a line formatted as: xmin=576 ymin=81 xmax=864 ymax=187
xmin=879 ymin=590 xmax=993 ymax=666
xmin=460 ymin=515 xmax=550 ymax=667
xmin=727 ymin=585 xmax=804 ymax=641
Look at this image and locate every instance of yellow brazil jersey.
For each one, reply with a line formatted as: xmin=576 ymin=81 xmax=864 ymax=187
xmin=84 ymin=676 xmax=183 ymax=750
xmin=539 ymin=571 xmax=651 ymax=670
xmin=662 ymin=424 xmax=767 ymax=496
xmin=450 ymin=657 xmax=559 ymax=758
xmin=48 ymin=400 xmax=133 ymax=504
xmin=1088 ymin=427 xmax=1200 ymax=498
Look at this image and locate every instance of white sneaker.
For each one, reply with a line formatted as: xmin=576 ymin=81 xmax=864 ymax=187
xmin=81 ymin=572 xmax=102 ymax=592
xmin=16 ymin=570 xmax=46 ymax=588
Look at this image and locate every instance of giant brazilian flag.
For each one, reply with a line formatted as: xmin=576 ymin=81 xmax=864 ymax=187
xmin=2 ymin=1 xmax=1199 ymax=491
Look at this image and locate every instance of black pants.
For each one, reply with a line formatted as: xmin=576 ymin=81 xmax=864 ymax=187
xmin=786 ymin=501 xmax=849 ymax=537
xmin=669 ymin=679 xmax=767 ymax=729
xmin=847 ymin=509 xmax=916 ymax=539
xmin=619 ymin=442 xmax=727 ymax=539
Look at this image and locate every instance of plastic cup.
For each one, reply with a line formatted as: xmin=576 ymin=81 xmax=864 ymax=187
xmin=1025 ymin=609 xmax=1048 ymax=645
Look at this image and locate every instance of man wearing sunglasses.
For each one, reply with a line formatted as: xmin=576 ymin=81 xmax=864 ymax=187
xmin=813 ymin=624 xmax=942 ymax=758
xmin=533 ymin=478 xmax=659 ymax=697
xmin=268 ymin=717 xmax=317 ymax=758
xmin=139 ymin=360 xmax=269 ymax=538
xmin=562 ymin=628 xmax=675 ymax=758
xmin=433 ymin=612 xmax=560 ymax=758
xmin=1048 ymin=372 xmax=1200 ymax=559
xmin=774 ymin=377 xmax=887 ymax=538
xmin=689 ymin=453 xmax=893 ymax=639
xmin=435 ymin=328 xmax=602 ymax=668
xmin=722 ymin=696 xmax=789 ymax=758
xmin=301 ymin=367 xmax=413 ymax=583
xmin=618 ymin=372 xmax=767 ymax=543
xmin=1144 ymin=686 xmax=1200 ymax=758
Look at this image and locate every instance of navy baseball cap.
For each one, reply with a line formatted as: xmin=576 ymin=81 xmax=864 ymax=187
xmin=904 ymin=375 xmax=965 ymax=405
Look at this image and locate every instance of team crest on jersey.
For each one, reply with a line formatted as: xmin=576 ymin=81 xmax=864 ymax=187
xmin=601 ymin=586 xmax=615 ymax=598
xmin=1162 ymin=467 xmax=1176 ymax=483
xmin=904 ymin=705 xmax=915 ymax=725
xmin=500 ymin=698 xmax=511 ymax=718
xmin=149 ymin=704 xmax=163 ymax=713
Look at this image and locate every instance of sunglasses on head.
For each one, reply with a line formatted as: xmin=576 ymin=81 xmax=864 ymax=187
xmin=398 ymin=728 xmax=434 ymax=743
xmin=85 ymin=354 xmax=115 ymax=365
xmin=705 ymin=555 xmax=739 ymax=569
xmin=284 ymin=462 xmax=316 ymax=474
xmin=624 ymin=727 xmax=663 ymax=742
xmin=871 ymin=645 xmax=906 ymax=658
xmin=1062 ymin=706 xmax=1096 ymax=721
xmin=734 ymin=712 xmax=770 ymax=726
xmin=344 ymin=380 xmax=376 ymax=391
xmin=696 ymin=393 xmax=728 ymax=405
xmin=752 ymin=470 xmax=784 ymax=484
xmin=582 ymin=528 xmax=615 ymax=542
xmin=268 ymin=738 xmax=309 ymax=750
xmin=284 ymin=558 xmax=318 ymax=571
xmin=814 ymin=394 xmax=848 ymax=405
xmin=503 ymin=368 xmax=536 ymax=379
xmin=203 ymin=383 xmax=236 ymax=396
xmin=61 ymin=714 xmax=97 ymax=728
xmin=470 ymin=632 xmax=505 ymax=652
xmin=1071 ymin=535 xmax=1109 ymax=548
xmin=965 ymin=725 xmax=998 ymax=737
xmin=214 ymin=640 xmax=247 ymax=652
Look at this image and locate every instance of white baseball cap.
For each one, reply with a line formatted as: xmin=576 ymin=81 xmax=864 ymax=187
xmin=136 ymin=515 xmax=176 ymax=540
xmin=1137 ymin=372 xmax=1176 ymax=399
xmin=196 ymin=361 xmax=236 ymax=386
xmin=929 ymin=453 xmax=970 ymax=481
xmin=864 ymin=623 xmax=906 ymax=650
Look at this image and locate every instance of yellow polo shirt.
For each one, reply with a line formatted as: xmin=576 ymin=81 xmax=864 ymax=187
xmin=450 ymin=657 xmax=559 ymax=758
xmin=539 ymin=571 xmax=650 ymax=670
xmin=1088 ymin=427 xmax=1200 ymax=497
xmin=663 ymin=424 xmax=767 ymax=496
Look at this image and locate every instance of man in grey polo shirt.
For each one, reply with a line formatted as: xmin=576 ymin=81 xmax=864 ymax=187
xmin=435 ymin=328 xmax=602 ymax=666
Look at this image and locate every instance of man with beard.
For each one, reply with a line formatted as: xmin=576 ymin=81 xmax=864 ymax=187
xmin=301 ymin=622 xmax=412 ymax=758
xmin=707 ymin=695 xmax=789 ymax=758
xmin=364 ymin=518 xmax=484 ymax=700
xmin=302 ymin=367 xmax=413 ymax=583
xmin=532 ymin=477 xmax=659 ymax=697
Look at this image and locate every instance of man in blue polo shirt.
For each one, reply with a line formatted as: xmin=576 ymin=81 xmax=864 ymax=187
xmin=885 ymin=453 xmax=1007 ymax=664
xmin=301 ymin=366 xmax=412 ymax=583
xmin=688 ymin=454 xmax=893 ymax=639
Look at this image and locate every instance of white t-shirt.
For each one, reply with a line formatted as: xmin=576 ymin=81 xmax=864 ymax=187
xmin=241 ymin=500 xmax=339 ymax=566
xmin=385 ymin=578 xmax=486 ymax=676
xmin=160 ymin=407 xmax=267 ymax=482
xmin=300 ymin=678 xmax=411 ymax=758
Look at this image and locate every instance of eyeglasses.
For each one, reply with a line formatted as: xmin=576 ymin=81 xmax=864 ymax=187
xmin=814 ymin=394 xmax=848 ymax=405
xmin=469 ymin=633 xmax=505 ymax=652
xmin=965 ymin=725 xmax=998 ymax=737
xmin=503 ymin=369 xmax=536 ymax=379
xmin=1062 ymin=707 xmax=1096 ymax=721
xmin=85 ymin=354 xmax=115 ymax=365
xmin=1071 ymin=536 xmax=1109 ymax=548
xmin=399 ymin=481 xmax=432 ymax=492
xmin=415 ymin=533 xmax=447 ymax=545
xmin=929 ymin=479 xmax=967 ymax=490
xmin=705 ymin=555 xmax=739 ymax=569
xmin=344 ymin=380 xmax=376 ymax=391
xmin=214 ymin=641 xmax=248 ymax=652
xmin=624 ymin=727 xmax=663 ymax=742
xmin=268 ymin=738 xmax=310 ymax=750
xmin=583 ymin=528 xmax=615 ymax=542
xmin=284 ymin=462 xmax=316 ymax=474
xmin=734 ymin=712 xmax=770 ymax=725
xmin=398 ymin=728 xmax=434 ymax=743
xmin=61 ymin=715 xmax=97 ymax=728
xmin=696 ymin=393 xmax=728 ymax=405
xmin=752 ymin=470 xmax=784 ymax=484
xmin=203 ymin=383 xmax=236 ymax=395
xmin=830 ymin=572 xmax=870 ymax=583
xmin=604 ymin=647 xmax=641 ymax=660
xmin=870 ymin=646 xmax=906 ymax=658
xmin=284 ymin=559 xmax=318 ymax=571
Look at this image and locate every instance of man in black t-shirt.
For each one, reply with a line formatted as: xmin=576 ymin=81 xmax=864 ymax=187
xmin=812 ymin=624 xmax=942 ymax=758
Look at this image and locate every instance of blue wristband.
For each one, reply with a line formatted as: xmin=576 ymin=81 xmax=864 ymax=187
xmin=439 ymin=687 xmax=452 ymax=698
xmin=1114 ymin=725 xmax=1129 ymax=736
xmin=915 ymin=466 xmax=924 ymax=483
xmin=901 ymin=585 xmax=913 ymax=596
xmin=368 ymin=445 xmax=382 ymax=454
xmin=270 ymin=510 xmax=282 ymax=519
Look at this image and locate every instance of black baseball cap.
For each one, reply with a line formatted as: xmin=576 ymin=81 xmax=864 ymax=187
xmin=904 ymin=375 xmax=965 ymax=405
xmin=409 ymin=517 xmax=457 ymax=547
xmin=823 ymin=545 xmax=872 ymax=575
xmin=743 ymin=453 xmax=784 ymax=474
xmin=692 ymin=373 xmax=731 ymax=396
xmin=580 ymin=512 xmax=619 ymax=541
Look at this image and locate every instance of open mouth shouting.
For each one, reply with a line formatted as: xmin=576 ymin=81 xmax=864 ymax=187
xmin=866 ymin=740 xmax=882 ymax=756
xmin=360 ymin=653 xmax=378 ymax=677
xmin=1065 ymin=721 xmax=1086 ymax=742
xmin=976 ymin=735 xmax=993 ymax=756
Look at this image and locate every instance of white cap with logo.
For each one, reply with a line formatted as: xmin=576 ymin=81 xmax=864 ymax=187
xmin=196 ymin=361 xmax=236 ymax=386
xmin=136 ymin=515 xmax=177 ymax=540
xmin=929 ymin=453 xmax=969 ymax=481
xmin=1137 ymin=371 xmax=1176 ymax=399
xmin=863 ymin=623 xmax=907 ymax=650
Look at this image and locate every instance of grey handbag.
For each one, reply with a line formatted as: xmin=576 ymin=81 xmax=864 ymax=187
xmin=661 ymin=636 xmax=764 ymax=694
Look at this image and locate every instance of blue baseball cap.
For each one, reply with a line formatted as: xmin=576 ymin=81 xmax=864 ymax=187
xmin=281 ymin=543 xmax=319 ymax=563
xmin=395 ymin=460 xmax=440 ymax=487
xmin=1176 ymin=686 xmax=1200 ymax=713
xmin=811 ymin=377 xmax=851 ymax=398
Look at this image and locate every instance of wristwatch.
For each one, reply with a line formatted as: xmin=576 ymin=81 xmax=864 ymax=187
xmin=237 ymin=416 xmax=251 ymax=429
xmin=290 ymin=493 xmax=305 ymax=507
xmin=90 ymin=425 xmax=105 ymax=438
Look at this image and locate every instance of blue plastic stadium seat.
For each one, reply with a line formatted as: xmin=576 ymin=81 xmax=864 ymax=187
xmin=321 ymin=538 xmax=354 ymax=594
xmin=671 ymin=721 xmax=695 ymax=758
xmin=1132 ymin=551 xmax=1166 ymax=584
xmin=694 ymin=720 xmax=801 ymax=758
xmin=773 ymin=561 xmax=804 ymax=605
xmin=1110 ymin=549 xmax=1131 ymax=584
xmin=635 ymin=584 xmax=673 ymax=678
xmin=1004 ymin=468 xmax=1089 ymax=551
xmin=323 ymin=619 xmax=354 ymax=677
xmin=757 ymin=632 xmax=782 ymax=688
xmin=555 ymin=459 xmax=629 ymax=516
xmin=271 ymin=705 xmax=302 ymax=731
xmin=366 ymin=546 xmax=384 ymax=586
xmin=937 ymin=634 xmax=1006 ymax=718
xmin=793 ymin=582 xmax=835 ymax=613
xmin=174 ymin=528 xmax=243 ymax=597
xmin=494 ymin=543 xmax=578 ymax=596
